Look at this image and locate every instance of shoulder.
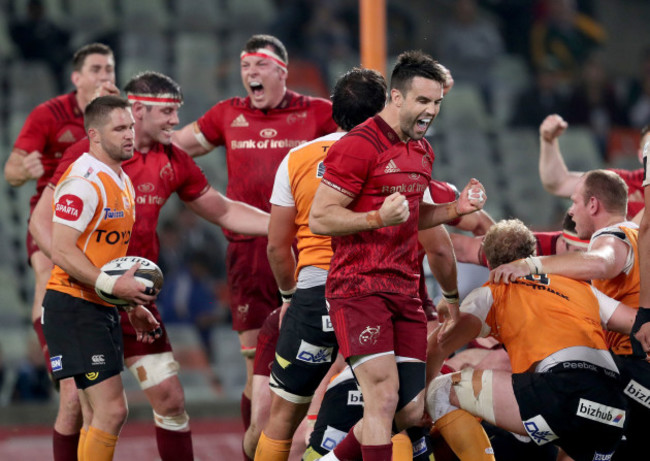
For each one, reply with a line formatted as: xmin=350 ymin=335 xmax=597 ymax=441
xmin=286 ymin=90 xmax=332 ymax=110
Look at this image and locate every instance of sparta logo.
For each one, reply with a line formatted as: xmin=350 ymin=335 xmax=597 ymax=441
xmin=55 ymin=194 xmax=83 ymax=221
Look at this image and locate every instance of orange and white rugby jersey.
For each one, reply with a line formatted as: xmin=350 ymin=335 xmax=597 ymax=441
xmin=47 ymin=152 xmax=136 ymax=306
xmin=461 ymin=274 xmax=617 ymax=374
xmin=590 ymin=222 xmax=640 ymax=355
xmin=270 ymin=132 xmax=343 ymax=280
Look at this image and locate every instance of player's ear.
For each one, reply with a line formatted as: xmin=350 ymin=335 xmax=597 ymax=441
xmin=131 ymin=101 xmax=145 ymax=119
xmin=390 ymin=88 xmax=403 ymax=107
xmin=71 ymin=71 xmax=80 ymax=87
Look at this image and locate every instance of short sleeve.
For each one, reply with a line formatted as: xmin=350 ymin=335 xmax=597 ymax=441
xmin=52 ymin=177 xmax=98 ymax=232
xmin=270 ymin=153 xmax=294 ymax=206
xmin=321 ymin=138 xmax=374 ymax=198
xmin=459 ymin=286 xmax=494 ymax=337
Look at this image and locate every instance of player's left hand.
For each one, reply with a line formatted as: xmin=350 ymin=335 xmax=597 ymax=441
xmin=128 ymin=305 xmax=162 ymax=343
xmin=489 ymin=259 xmax=530 ymax=284
xmin=93 ymin=81 xmax=120 ymax=100
xmin=456 ymin=178 xmax=486 ymax=216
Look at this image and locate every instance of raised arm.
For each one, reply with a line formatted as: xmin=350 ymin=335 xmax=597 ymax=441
xmin=185 ymin=187 xmax=270 ymax=236
xmin=449 ymin=234 xmax=485 ymax=265
xmin=538 ymin=114 xmax=583 ymax=197
xmin=4 ymin=148 xmax=44 ymax=186
xmin=309 ymin=183 xmax=408 ymax=236
xmin=172 ymin=121 xmax=213 ymax=158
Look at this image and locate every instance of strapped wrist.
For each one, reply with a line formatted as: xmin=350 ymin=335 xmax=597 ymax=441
xmin=95 ymin=272 xmax=118 ymax=295
xmin=442 ymin=289 xmax=459 ymax=304
xmin=524 ymin=256 xmax=543 ymax=275
xmin=366 ymin=210 xmax=384 ymax=229
xmin=279 ymin=286 xmax=297 ymax=304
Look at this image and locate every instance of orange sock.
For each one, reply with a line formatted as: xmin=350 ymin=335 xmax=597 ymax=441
xmin=77 ymin=428 xmax=87 ymax=461
xmin=435 ymin=409 xmax=495 ymax=460
xmin=83 ymin=426 xmax=118 ymax=461
xmin=391 ymin=432 xmax=413 ymax=461
xmin=254 ymin=431 xmax=292 ymax=461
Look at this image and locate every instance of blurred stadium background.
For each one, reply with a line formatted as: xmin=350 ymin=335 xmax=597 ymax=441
xmin=0 ymin=0 xmax=649 ymax=459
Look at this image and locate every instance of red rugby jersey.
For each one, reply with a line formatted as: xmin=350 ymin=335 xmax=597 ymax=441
xmin=13 ymin=92 xmax=85 ymax=210
xmin=322 ymin=115 xmax=435 ymax=298
xmin=52 ymin=140 xmax=209 ymax=262
xmin=196 ymin=90 xmax=336 ymax=241
xmin=609 ymin=167 xmax=644 ymax=218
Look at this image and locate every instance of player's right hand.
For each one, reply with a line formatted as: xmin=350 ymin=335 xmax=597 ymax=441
xmin=112 ymin=263 xmax=158 ymax=306
xmin=539 ymin=114 xmax=568 ymax=143
xmin=93 ymin=81 xmax=120 ymax=100
xmin=379 ymin=192 xmax=410 ymax=226
xmin=23 ymin=150 xmax=44 ymax=179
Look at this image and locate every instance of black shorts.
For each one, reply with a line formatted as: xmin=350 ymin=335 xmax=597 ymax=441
xmin=611 ymin=354 xmax=650 ymax=460
xmin=270 ymin=285 xmax=338 ymax=401
xmin=42 ymin=290 xmax=124 ymax=389
xmin=513 ymin=363 xmax=627 ymax=461
xmin=306 ymin=368 xmax=363 ymax=457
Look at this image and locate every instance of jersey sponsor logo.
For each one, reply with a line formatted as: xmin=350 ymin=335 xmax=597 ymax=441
xmin=381 ymin=182 xmax=427 ymax=195
xmin=347 ymin=390 xmax=363 ymax=405
xmin=522 ymin=414 xmax=558 ymax=445
xmin=230 ymin=114 xmax=249 ymax=127
xmin=593 ymin=453 xmax=614 ymax=460
xmin=321 ymin=425 xmax=347 ymax=451
xmin=55 ymin=194 xmax=83 ymax=220
xmin=624 ymin=379 xmax=650 ymax=409
xmin=137 ymin=183 xmax=155 ymax=193
xmin=316 ymin=161 xmax=325 ymax=178
xmin=57 ymin=129 xmax=77 ymax=143
xmin=103 ymin=207 xmax=125 ymax=219
xmin=286 ymin=111 xmax=307 ymax=125
xmin=85 ymin=372 xmax=99 ymax=381
xmin=412 ymin=437 xmax=427 ymax=457
xmin=576 ymin=398 xmax=625 ymax=428
xmin=136 ymin=194 xmax=165 ymax=205
xmin=50 ymin=355 xmax=63 ymax=372
xmin=359 ymin=326 xmax=380 ymax=346
xmin=322 ymin=315 xmax=333 ymax=332
xmin=230 ymin=138 xmax=307 ymax=150
xmin=384 ymin=159 xmax=400 ymax=173
xmin=91 ymin=354 xmax=105 ymax=365
xmin=94 ymin=229 xmax=131 ymax=246
xmin=260 ymin=128 xmax=278 ymax=139
xmin=296 ymin=340 xmax=333 ymax=364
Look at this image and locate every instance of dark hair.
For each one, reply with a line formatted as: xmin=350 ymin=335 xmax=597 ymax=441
xmin=124 ymin=71 xmax=183 ymax=104
xmin=243 ymin=34 xmax=288 ymax=65
xmin=390 ymin=50 xmax=447 ymax=93
xmin=581 ymin=169 xmax=628 ymax=215
xmin=84 ymin=95 xmax=130 ymax=132
xmin=561 ymin=212 xmax=577 ymax=233
xmin=72 ymin=43 xmax=113 ymax=72
xmin=331 ymin=67 xmax=386 ymax=131
xmin=482 ymin=219 xmax=537 ymax=269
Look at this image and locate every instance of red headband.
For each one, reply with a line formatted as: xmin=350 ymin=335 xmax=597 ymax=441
xmin=127 ymin=93 xmax=182 ymax=106
xmin=561 ymin=231 xmax=590 ymax=248
xmin=240 ymin=49 xmax=287 ymax=71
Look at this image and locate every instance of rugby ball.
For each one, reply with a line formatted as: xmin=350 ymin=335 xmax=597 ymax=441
xmin=95 ymin=256 xmax=164 ymax=305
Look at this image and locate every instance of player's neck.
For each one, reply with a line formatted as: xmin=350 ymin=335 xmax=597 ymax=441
xmin=378 ymin=105 xmax=407 ymax=142
xmin=89 ymin=147 xmax=122 ymax=176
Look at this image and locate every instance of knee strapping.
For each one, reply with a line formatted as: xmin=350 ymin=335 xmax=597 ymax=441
xmin=128 ymin=352 xmax=179 ymax=390
xmin=153 ymin=410 xmax=190 ymax=432
xmin=396 ymin=360 xmax=425 ymax=411
xmin=451 ymin=368 xmax=496 ymax=425
xmin=426 ymin=373 xmax=458 ymax=422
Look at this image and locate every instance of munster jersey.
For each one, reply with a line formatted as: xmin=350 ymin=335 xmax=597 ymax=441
xmin=611 ymin=167 xmax=644 ymax=218
xmin=47 ymin=153 xmax=136 ymax=306
xmin=196 ymin=90 xmax=336 ymax=241
xmin=589 ymin=222 xmax=640 ymax=355
xmin=462 ymin=274 xmax=617 ymax=373
xmin=51 ymin=139 xmax=210 ymax=263
xmin=270 ymin=132 xmax=342 ymax=278
xmin=322 ymin=115 xmax=434 ymax=298
xmin=13 ymin=92 xmax=85 ymax=210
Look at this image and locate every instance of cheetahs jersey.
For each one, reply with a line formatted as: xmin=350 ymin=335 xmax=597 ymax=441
xmin=47 ymin=153 xmax=136 ymax=306
xmin=589 ymin=222 xmax=640 ymax=355
xmin=461 ymin=274 xmax=618 ymax=373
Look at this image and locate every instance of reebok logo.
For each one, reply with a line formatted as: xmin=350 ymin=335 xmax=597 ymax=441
xmin=624 ymin=379 xmax=650 ymax=409
xmin=230 ymin=114 xmax=249 ymax=127
xmin=576 ymin=398 xmax=625 ymax=428
xmin=384 ymin=159 xmax=400 ymax=173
